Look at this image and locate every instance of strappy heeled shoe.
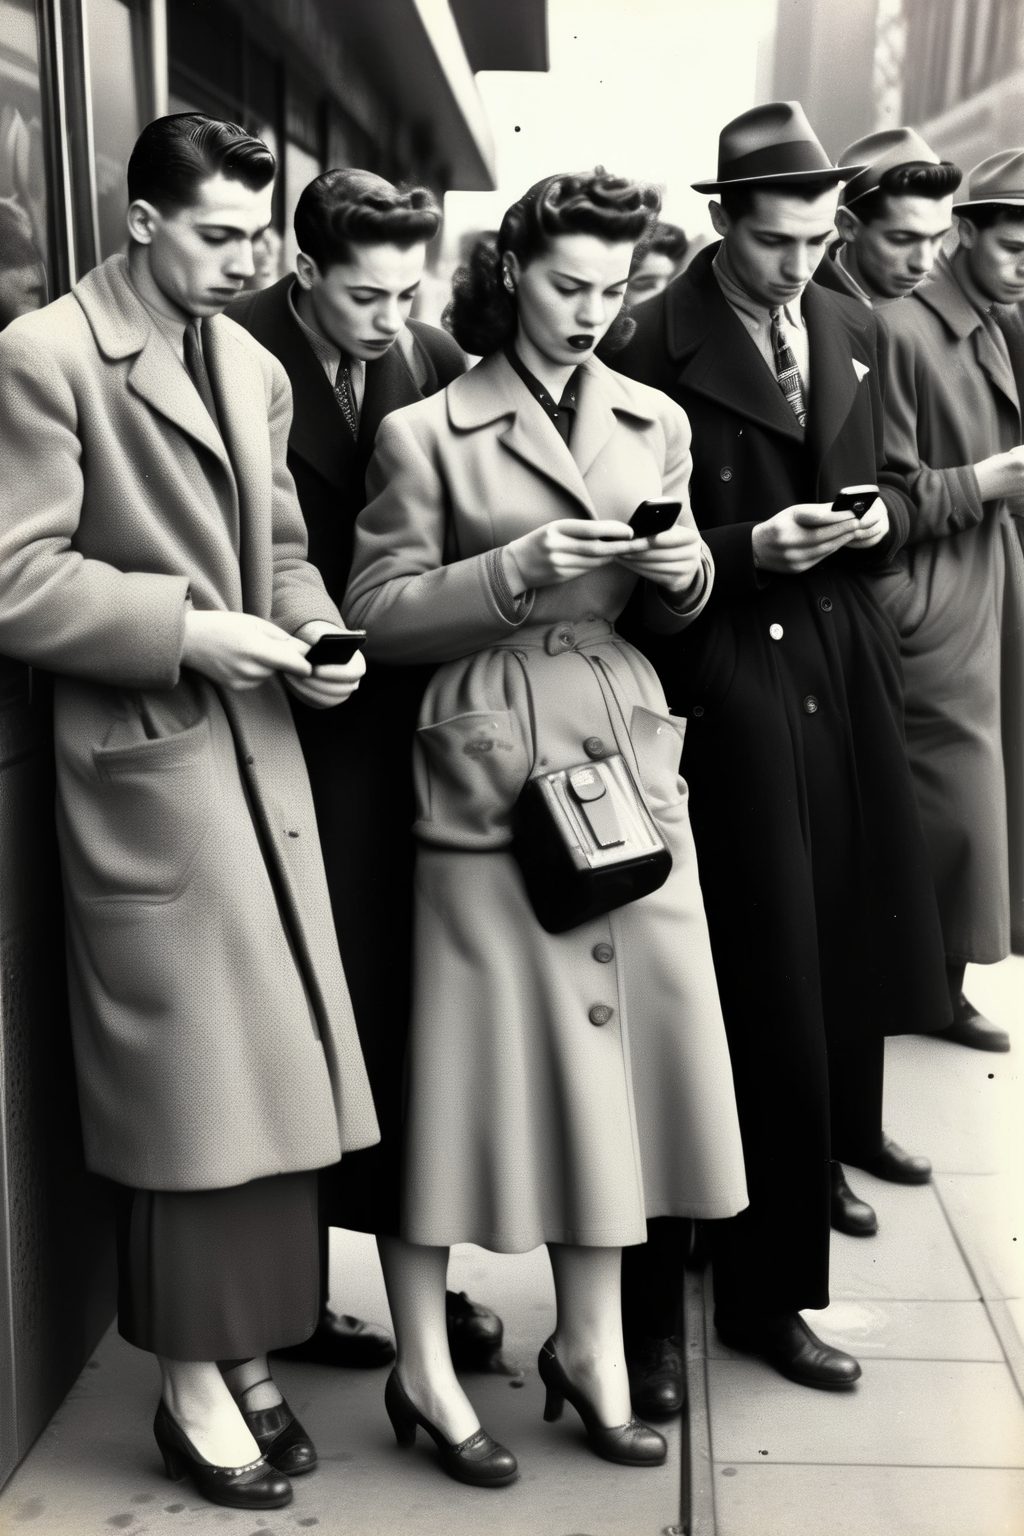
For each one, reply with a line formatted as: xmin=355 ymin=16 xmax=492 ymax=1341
xmin=153 ymin=1400 xmax=292 ymax=1509
xmin=537 ymin=1337 xmax=667 ymax=1466
xmin=233 ymin=1375 xmax=317 ymax=1475
xmin=383 ymin=1369 xmax=518 ymax=1486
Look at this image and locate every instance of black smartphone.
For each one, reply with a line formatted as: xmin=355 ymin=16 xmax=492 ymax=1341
xmin=831 ymin=484 xmax=878 ymax=516
xmin=629 ymin=499 xmax=682 ymax=539
xmin=305 ymin=631 xmax=367 ymax=668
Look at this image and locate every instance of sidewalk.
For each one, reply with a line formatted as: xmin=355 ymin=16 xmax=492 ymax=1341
xmin=687 ymin=955 xmax=1024 ymax=1536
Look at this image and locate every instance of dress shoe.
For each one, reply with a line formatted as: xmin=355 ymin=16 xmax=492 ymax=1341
xmin=445 ymin=1290 xmax=503 ymax=1367
xmin=273 ymin=1310 xmax=396 ymax=1369
xmin=538 ymin=1337 xmax=667 ymax=1465
xmin=850 ymin=1135 xmax=931 ymax=1185
xmin=932 ymin=995 xmax=1010 ymax=1053
xmin=153 ymin=1400 xmax=292 ymax=1509
xmin=237 ymin=1391 xmax=317 ymax=1476
xmin=830 ymin=1162 xmax=878 ymax=1237
xmin=715 ymin=1312 xmax=861 ymax=1390
xmin=383 ymin=1369 xmax=518 ymax=1486
xmin=625 ymin=1334 xmax=686 ymax=1419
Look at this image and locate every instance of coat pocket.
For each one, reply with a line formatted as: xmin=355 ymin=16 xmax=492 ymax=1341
xmin=413 ymin=710 xmax=530 ymax=849
xmin=84 ymin=716 xmax=214 ymax=903
xmin=629 ymin=705 xmax=688 ymax=811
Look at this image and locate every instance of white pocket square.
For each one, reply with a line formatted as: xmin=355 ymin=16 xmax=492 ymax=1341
xmin=852 ymin=359 xmax=870 ymax=383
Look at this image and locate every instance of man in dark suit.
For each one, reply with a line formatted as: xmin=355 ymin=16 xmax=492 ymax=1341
xmin=611 ymin=103 xmax=949 ymax=1401
xmin=229 ymin=169 xmax=502 ymax=1370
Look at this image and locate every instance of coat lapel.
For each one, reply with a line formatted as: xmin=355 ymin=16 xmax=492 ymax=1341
xmin=802 ymin=280 xmax=861 ymax=467
xmin=359 ymin=340 xmax=424 ymax=457
xmin=204 ymin=315 xmax=273 ymax=615
xmin=917 ymin=256 xmax=1021 ymax=423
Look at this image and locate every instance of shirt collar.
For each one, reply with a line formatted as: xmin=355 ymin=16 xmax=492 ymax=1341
xmin=713 ymin=243 xmax=806 ymax=330
xmin=503 ymin=342 xmax=581 ymax=420
xmin=287 ymin=278 xmax=345 ymax=378
xmin=949 ymin=246 xmax=999 ymax=321
xmin=834 ymin=245 xmax=876 ymax=308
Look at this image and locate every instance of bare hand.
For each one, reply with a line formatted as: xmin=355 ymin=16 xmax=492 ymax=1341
xmin=287 ymin=621 xmax=366 ymax=710
xmin=503 ymin=518 xmax=635 ymax=593
xmin=975 ymin=445 xmax=1024 ymax=502
xmin=843 ymin=494 xmax=889 ymax=550
xmin=752 ymin=501 xmax=876 ymax=574
xmin=615 ymin=521 xmax=704 ymax=594
xmin=182 ymin=609 xmax=312 ymax=691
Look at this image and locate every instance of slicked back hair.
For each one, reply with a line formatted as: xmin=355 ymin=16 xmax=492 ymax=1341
xmin=294 ymin=168 xmax=441 ymax=271
xmin=849 ymin=161 xmax=962 ymax=225
xmin=127 ymin=113 xmax=275 ymax=215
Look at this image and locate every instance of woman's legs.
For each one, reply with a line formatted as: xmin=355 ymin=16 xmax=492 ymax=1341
xmin=377 ymin=1235 xmax=480 ymax=1443
xmin=158 ymin=1359 xmax=260 ymax=1467
xmin=548 ymin=1243 xmax=632 ymax=1428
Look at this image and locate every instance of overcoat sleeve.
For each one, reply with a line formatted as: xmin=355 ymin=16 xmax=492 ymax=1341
xmin=642 ymin=394 xmax=716 ymax=635
xmin=344 ymin=410 xmax=533 ymax=663
xmin=878 ymin=312 xmax=985 ymax=543
xmin=0 ymin=328 xmax=188 ymax=688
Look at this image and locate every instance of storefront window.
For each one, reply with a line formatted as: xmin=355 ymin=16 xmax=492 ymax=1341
xmin=0 ymin=0 xmax=49 ymax=327
xmin=84 ymin=0 xmax=140 ymax=259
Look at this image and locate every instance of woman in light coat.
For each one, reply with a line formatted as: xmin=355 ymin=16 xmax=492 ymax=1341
xmin=345 ymin=170 xmax=747 ymax=1485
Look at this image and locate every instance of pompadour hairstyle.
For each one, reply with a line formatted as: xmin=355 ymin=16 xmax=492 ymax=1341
xmin=445 ymin=167 xmax=660 ymax=357
xmin=294 ymin=168 xmax=441 ymax=270
xmin=127 ymin=114 xmax=275 ymax=214
xmin=850 ymin=161 xmax=963 ymax=224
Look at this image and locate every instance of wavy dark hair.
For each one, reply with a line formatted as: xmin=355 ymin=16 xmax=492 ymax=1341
xmin=849 ymin=160 xmax=963 ymax=223
xmin=294 ymin=168 xmax=441 ymax=269
xmin=128 ymin=114 xmax=275 ymax=214
xmin=444 ymin=168 xmax=660 ymax=356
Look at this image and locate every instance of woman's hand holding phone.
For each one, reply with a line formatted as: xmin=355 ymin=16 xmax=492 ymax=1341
xmin=503 ymin=518 xmax=635 ymax=593
xmin=288 ymin=620 xmax=366 ymax=709
xmin=616 ymin=519 xmax=704 ymax=594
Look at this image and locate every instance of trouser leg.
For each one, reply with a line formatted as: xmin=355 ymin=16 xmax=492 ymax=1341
xmin=620 ymin=1218 xmax=689 ymax=1343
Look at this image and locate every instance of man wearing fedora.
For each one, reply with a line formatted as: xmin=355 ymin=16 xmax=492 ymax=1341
xmin=814 ymin=128 xmax=961 ymax=307
xmin=869 ymin=151 xmax=1024 ymax=1053
xmin=611 ymin=101 xmax=949 ymax=1396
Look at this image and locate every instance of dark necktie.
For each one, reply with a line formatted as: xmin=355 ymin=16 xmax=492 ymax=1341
xmin=770 ymin=307 xmax=807 ymax=428
xmin=184 ymin=320 xmax=219 ymax=427
xmin=333 ymin=359 xmax=358 ymax=439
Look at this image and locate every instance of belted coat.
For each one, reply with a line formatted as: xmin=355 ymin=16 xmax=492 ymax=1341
xmin=345 ymin=350 xmax=748 ymax=1252
xmin=0 ymin=255 xmax=379 ymax=1192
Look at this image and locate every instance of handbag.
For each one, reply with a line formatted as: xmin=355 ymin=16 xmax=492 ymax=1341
xmin=513 ymin=752 xmax=672 ymax=934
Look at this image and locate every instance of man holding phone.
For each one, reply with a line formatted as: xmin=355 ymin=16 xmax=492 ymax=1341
xmin=611 ymin=103 xmax=949 ymax=1401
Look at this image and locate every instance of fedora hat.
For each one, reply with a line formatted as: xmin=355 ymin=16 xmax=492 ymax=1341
xmin=953 ymin=149 xmax=1024 ymax=211
xmin=692 ymin=101 xmax=866 ymax=194
xmin=839 ymin=126 xmax=944 ymax=207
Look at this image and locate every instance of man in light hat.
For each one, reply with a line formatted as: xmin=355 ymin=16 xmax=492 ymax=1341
xmin=870 ymin=150 xmax=1024 ymax=1053
xmin=612 ymin=101 xmax=949 ymax=1398
xmin=815 ymin=127 xmax=962 ymax=306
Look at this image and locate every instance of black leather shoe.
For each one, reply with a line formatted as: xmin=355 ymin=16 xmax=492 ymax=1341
xmin=238 ymin=1395 xmax=317 ymax=1476
xmin=538 ymin=1338 xmax=667 ymax=1465
xmin=830 ymin=1162 xmax=878 ymax=1237
xmin=446 ymin=1290 xmax=503 ymax=1367
xmin=932 ymin=995 xmax=1010 ymax=1053
xmin=153 ymin=1401 xmax=292 ymax=1509
xmin=273 ymin=1310 xmax=396 ymax=1369
xmin=716 ymin=1312 xmax=861 ymax=1390
xmin=383 ymin=1369 xmax=518 ymax=1486
xmin=850 ymin=1135 xmax=931 ymax=1185
xmin=625 ymin=1334 xmax=686 ymax=1419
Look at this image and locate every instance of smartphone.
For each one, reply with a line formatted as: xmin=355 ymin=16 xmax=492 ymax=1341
xmin=831 ymin=484 xmax=878 ymax=516
xmin=629 ymin=499 xmax=682 ymax=539
xmin=305 ymin=631 xmax=367 ymax=668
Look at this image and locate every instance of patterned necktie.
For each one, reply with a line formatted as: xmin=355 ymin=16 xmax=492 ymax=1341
xmin=334 ymin=361 xmax=358 ymax=439
xmin=770 ymin=307 xmax=807 ymax=428
xmin=183 ymin=319 xmax=219 ymax=426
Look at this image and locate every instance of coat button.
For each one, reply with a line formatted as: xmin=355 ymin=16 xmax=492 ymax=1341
xmin=720 ymin=466 xmax=733 ymax=482
xmin=584 ymin=736 xmax=608 ymax=759
xmin=244 ymin=754 xmax=255 ymax=765
xmin=692 ymin=705 xmax=704 ymax=718
xmin=589 ymin=1003 xmax=614 ymax=1026
xmin=803 ymin=695 xmax=819 ymax=715
xmin=286 ymin=829 xmax=300 ymax=838
xmin=769 ymin=623 xmax=784 ymax=641
xmin=819 ymin=596 xmax=833 ymax=613
xmin=592 ymin=942 xmax=614 ymax=963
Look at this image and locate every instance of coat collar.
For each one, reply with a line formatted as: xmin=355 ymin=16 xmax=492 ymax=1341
xmin=446 ymin=349 xmax=656 ymax=516
xmin=913 ymin=252 xmax=1020 ymax=415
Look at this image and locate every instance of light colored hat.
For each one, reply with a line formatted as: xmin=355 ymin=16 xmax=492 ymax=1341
xmin=692 ymin=101 xmax=865 ymax=194
xmin=953 ymin=149 xmax=1024 ymax=211
xmin=839 ymin=127 xmax=947 ymax=207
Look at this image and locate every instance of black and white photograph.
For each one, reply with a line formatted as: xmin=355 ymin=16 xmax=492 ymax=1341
xmin=0 ymin=1 xmax=1021 ymax=1533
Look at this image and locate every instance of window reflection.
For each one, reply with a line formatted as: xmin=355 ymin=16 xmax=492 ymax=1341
xmin=0 ymin=0 xmax=48 ymax=328
xmin=85 ymin=0 xmax=139 ymax=259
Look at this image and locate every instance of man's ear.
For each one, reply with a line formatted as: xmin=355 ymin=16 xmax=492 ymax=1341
xmin=709 ymin=200 xmax=728 ymax=238
xmin=294 ymin=251 xmax=319 ymax=290
xmin=126 ymin=199 xmax=160 ymax=246
xmin=956 ymin=215 xmax=977 ymax=250
xmin=834 ymin=206 xmax=860 ymax=245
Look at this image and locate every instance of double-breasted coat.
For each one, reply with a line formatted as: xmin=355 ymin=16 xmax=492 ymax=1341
xmin=611 ymin=244 xmax=950 ymax=1316
xmin=0 ymin=254 xmax=378 ymax=1192
xmin=874 ymin=253 xmax=1024 ymax=963
xmin=228 ymin=276 xmax=465 ymax=1232
xmin=345 ymin=349 xmax=748 ymax=1252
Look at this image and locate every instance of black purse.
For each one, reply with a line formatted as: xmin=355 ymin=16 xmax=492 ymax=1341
xmin=513 ymin=753 xmax=672 ymax=934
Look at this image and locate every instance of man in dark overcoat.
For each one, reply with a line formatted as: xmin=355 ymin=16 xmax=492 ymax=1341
xmin=610 ymin=103 xmax=949 ymax=1399
xmin=229 ymin=169 xmax=502 ymax=1370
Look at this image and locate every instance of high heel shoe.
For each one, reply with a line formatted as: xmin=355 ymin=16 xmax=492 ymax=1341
xmin=234 ymin=1376 xmax=317 ymax=1476
xmin=153 ymin=1400 xmax=292 ymax=1509
xmin=537 ymin=1337 xmax=667 ymax=1467
xmin=383 ymin=1369 xmax=518 ymax=1487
